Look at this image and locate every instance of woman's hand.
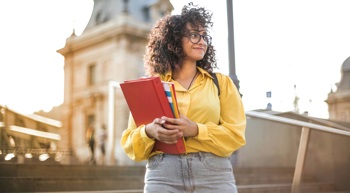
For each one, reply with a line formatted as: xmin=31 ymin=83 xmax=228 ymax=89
xmin=161 ymin=114 xmax=198 ymax=138
xmin=145 ymin=118 xmax=182 ymax=144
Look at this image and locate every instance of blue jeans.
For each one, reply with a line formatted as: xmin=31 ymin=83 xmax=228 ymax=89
xmin=144 ymin=152 xmax=237 ymax=193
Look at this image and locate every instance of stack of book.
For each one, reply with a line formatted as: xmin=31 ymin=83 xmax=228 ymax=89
xmin=120 ymin=77 xmax=185 ymax=154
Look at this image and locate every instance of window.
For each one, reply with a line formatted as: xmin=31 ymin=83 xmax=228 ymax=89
xmin=143 ymin=7 xmax=150 ymax=21
xmin=88 ymin=64 xmax=97 ymax=86
xmin=86 ymin=114 xmax=95 ymax=134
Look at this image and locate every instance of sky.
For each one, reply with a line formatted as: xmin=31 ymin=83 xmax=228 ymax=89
xmin=1 ymin=0 xmax=350 ymax=119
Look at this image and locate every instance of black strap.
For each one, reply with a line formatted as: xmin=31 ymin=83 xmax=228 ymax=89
xmin=209 ymin=72 xmax=220 ymax=96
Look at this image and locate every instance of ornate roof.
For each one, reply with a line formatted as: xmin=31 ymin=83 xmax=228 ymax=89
xmin=83 ymin=0 xmax=173 ymax=33
xmin=336 ymin=56 xmax=350 ymax=91
xmin=341 ymin=56 xmax=350 ymax=72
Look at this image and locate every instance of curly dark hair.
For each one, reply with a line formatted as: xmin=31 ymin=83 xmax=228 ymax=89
xmin=144 ymin=2 xmax=217 ymax=76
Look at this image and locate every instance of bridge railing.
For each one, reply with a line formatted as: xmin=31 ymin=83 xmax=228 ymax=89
xmin=245 ymin=110 xmax=350 ymax=193
xmin=0 ymin=105 xmax=65 ymax=163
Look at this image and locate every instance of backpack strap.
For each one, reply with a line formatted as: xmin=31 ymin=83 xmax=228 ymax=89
xmin=209 ymin=72 xmax=220 ymax=96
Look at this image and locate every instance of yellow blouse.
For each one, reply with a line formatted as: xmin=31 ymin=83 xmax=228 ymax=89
xmin=121 ymin=67 xmax=246 ymax=161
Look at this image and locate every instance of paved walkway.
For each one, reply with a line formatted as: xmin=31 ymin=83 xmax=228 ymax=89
xmin=21 ymin=190 xmax=143 ymax=193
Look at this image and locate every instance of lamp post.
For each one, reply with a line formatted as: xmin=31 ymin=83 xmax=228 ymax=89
xmin=226 ymin=0 xmax=241 ymax=95
xmin=226 ymin=0 xmax=241 ymax=167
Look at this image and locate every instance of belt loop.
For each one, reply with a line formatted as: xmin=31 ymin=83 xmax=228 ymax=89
xmin=198 ymin=152 xmax=203 ymax=161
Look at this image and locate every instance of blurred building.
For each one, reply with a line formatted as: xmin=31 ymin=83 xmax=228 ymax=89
xmin=326 ymin=56 xmax=350 ymax=122
xmin=56 ymin=0 xmax=173 ymax=165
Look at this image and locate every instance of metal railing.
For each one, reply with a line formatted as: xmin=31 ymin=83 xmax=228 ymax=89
xmin=245 ymin=110 xmax=350 ymax=193
xmin=0 ymin=146 xmax=73 ymax=163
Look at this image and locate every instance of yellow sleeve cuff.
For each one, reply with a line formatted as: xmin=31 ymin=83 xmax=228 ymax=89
xmin=140 ymin=124 xmax=155 ymax=142
xmin=195 ymin=123 xmax=209 ymax=140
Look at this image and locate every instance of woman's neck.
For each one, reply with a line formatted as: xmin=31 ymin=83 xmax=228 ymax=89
xmin=172 ymin=61 xmax=197 ymax=80
xmin=172 ymin=62 xmax=198 ymax=90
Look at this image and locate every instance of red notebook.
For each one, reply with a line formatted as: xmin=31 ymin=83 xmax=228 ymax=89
xmin=120 ymin=76 xmax=186 ymax=154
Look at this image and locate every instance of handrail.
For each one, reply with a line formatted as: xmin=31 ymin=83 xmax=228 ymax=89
xmin=0 ymin=146 xmax=73 ymax=155
xmin=0 ymin=105 xmax=61 ymax=128
xmin=8 ymin=125 xmax=61 ymax=140
xmin=246 ymin=111 xmax=350 ymax=136
xmin=245 ymin=110 xmax=350 ymax=193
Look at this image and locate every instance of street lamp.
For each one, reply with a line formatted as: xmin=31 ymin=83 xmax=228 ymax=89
xmin=226 ymin=0 xmax=241 ymax=96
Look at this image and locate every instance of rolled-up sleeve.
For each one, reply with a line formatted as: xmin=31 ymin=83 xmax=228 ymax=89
xmin=120 ymin=113 xmax=156 ymax=161
xmin=190 ymin=73 xmax=246 ymax=157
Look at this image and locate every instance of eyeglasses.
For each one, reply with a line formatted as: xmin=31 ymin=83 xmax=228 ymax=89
xmin=186 ymin=32 xmax=212 ymax=45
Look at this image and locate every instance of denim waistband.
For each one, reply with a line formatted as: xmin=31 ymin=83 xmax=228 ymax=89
xmin=163 ymin=152 xmax=217 ymax=159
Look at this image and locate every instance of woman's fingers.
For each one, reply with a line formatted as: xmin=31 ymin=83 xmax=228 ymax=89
xmin=155 ymin=125 xmax=182 ymax=144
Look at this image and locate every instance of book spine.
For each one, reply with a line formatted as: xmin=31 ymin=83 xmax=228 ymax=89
xmin=152 ymin=78 xmax=174 ymax=118
xmin=153 ymin=80 xmax=186 ymax=154
xmin=170 ymin=84 xmax=180 ymax=118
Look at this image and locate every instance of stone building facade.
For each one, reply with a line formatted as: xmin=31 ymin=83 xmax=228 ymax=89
xmin=326 ymin=56 xmax=350 ymax=122
xmin=57 ymin=0 xmax=173 ymax=165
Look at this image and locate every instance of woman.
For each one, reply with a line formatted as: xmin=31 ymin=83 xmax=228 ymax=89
xmin=121 ymin=3 xmax=246 ymax=193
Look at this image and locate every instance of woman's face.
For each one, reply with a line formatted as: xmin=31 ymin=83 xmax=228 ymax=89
xmin=182 ymin=23 xmax=210 ymax=63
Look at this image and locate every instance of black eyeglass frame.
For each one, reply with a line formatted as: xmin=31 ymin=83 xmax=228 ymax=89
xmin=186 ymin=32 xmax=212 ymax=45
